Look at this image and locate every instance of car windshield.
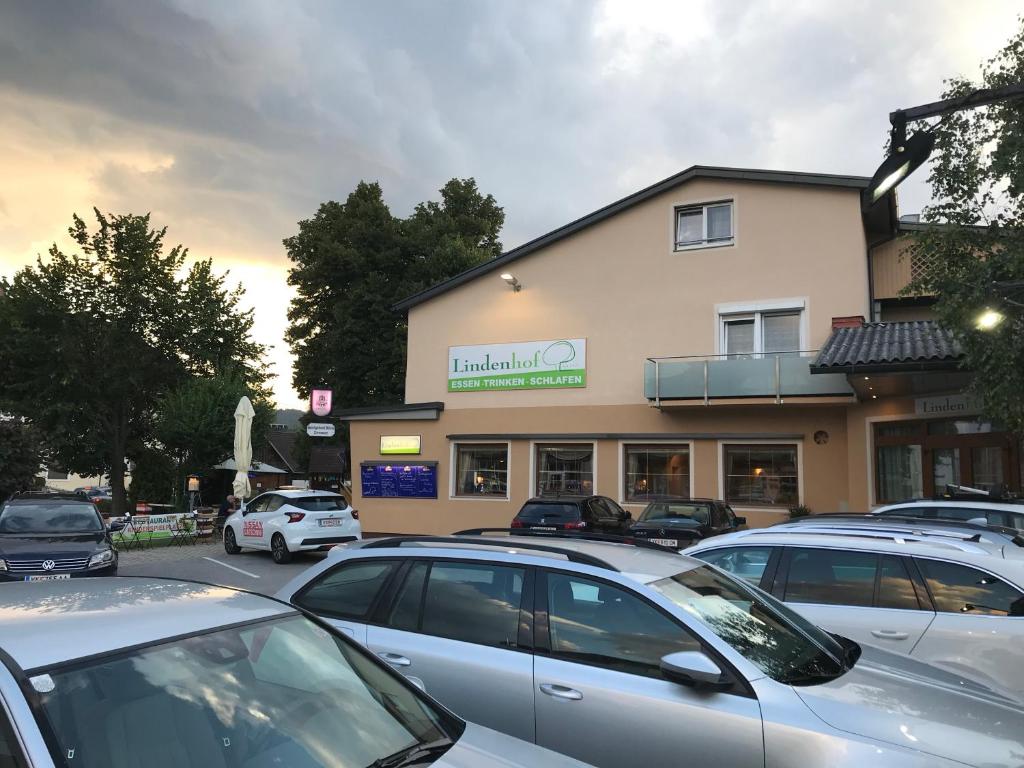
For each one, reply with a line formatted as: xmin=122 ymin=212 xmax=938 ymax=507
xmin=640 ymin=503 xmax=710 ymax=523
xmin=650 ymin=565 xmax=850 ymax=685
xmin=516 ymin=503 xmax=580 ymax=521
xmin=0 ymin=503 xmax=103 ymax=534
xmin=32 ymin=614 xmax=459 ymax=768
xmin=291 ymin=496 xmax=348 ymax=512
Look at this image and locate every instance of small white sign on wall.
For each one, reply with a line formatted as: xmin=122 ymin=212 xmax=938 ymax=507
xmin=914 ymin=394 xmax=981 ymax=416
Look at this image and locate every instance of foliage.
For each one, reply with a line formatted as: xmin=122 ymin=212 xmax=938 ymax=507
xmin=0 ymin=419 xmax=45 ymax=502
xmin=285 ymin=178 xmax=504 ymax=407
xmin=0 ymin=210 xmax=269 ymax=515
xmin=905 ymin=20 xmax=1024 ymax=434
xmin=788 ymin=504 xmax=812 ymax=519
xmin=127 ymin=447 xmax=177 ymax=507
xmin=154 ymin=373 xmax=273 ymax=510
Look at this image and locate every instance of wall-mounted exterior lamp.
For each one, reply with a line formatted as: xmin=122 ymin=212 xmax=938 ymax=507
xmin=500 ymin=273 xmax=521 ymax=292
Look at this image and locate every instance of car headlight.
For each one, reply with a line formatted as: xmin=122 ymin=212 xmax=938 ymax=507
xmin=0 ymin=559 xmax=6 ymax=572
xmin=88 ymin=549 xmax=114 ymax=568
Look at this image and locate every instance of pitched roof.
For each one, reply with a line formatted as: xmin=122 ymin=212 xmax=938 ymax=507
xmin=811 ymin=321 xmax=964 ymax=373
xmin=309 ymin=443 xmax=347 ymax=475
xmin=394 ymin=165 xmax=870 ymax=312
xmin=265 ymin=429 xmax=301 ymax=473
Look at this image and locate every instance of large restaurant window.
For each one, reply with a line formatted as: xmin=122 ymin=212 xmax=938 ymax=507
xmin=623 ymin=445 xmax=690 ymax=501
xmin=874 ymin=418 xmax=1020 ymax=503
xmin=723 ymin=444 xmax=799 ymax=506
xmin=453 ymin=443 xmax=509 ymax=497
xmin=536 ymin=444 xmax=594 ymax=497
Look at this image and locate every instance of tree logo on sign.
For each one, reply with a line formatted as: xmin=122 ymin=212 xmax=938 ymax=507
xmin=542 ymin=341 xmax=576 ymax=371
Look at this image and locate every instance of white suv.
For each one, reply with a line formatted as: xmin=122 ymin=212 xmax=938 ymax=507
xmin=224 ymin=489 xmax=361 ymax=563
xmin=686 ymin=527 xmax=1024 ymax=694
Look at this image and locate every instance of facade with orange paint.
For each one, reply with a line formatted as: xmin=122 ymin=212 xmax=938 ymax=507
xmin=338 ymin=167 xmax=1015 ymax=535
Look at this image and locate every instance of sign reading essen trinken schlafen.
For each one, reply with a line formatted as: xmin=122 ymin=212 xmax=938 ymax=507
xmin=448 ymin=339 xmax=587 ymax=392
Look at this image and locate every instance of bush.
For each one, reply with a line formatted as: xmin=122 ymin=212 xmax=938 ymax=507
xmin=789 ymin=504 xmax=812 ymax=518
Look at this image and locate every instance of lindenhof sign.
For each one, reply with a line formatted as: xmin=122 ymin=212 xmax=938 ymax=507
xmin=448 ymin=339 xmax=587 ymax=392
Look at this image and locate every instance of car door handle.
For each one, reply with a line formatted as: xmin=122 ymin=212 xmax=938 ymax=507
xmin=870 ymin=630 xmax=910 ymax=641
xmin=539 ymin=684 xmax=583 ymax=701
xmin=379 ymin=653 xmax=412 ymax=667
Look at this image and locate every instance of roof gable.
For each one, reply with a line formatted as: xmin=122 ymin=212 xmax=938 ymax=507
xmin=395 ymin=165 xmax=870 ymax=312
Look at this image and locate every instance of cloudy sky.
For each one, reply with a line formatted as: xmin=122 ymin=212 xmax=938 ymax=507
xmin=0 ymin=0 xmax=1018 ymax=407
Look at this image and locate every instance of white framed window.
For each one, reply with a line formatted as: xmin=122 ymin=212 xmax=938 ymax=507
xmin=450 ymin=441 xmax=510 ymax=500
xmin=621 ymin=443 xmax=693 ymax=503
xmin=532 ymin=442 xmax=596 ymax=497
xmin=674 ymin=201 xmax=733 ymax=250
xmin=717 ymin=439 xmax=804 ymax=508
xmin=718 ymin=301 xmax=805 ymax=358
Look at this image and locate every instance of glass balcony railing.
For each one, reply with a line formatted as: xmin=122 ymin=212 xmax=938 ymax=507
xmin=644 ymin=351 xmax=854 ymax=405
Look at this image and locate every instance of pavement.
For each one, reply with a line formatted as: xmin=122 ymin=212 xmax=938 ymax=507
xmin=117 ymin=540 xmax=330 ymax=596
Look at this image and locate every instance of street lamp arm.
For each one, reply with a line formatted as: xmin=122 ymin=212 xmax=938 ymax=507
xmin=890 ymin=82 xmax=1024 ymax=145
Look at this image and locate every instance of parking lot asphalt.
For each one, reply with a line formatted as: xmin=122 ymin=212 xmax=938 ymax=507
xmin=117 ymin=540 xmax=329 ymax=596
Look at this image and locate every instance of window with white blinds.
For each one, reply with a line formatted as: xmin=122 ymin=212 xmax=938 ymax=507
xmin=721 ymin=309 xmax=803 ymax=357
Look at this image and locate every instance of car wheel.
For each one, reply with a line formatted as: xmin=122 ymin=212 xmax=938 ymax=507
xmin=224 ymin=526 xmax=241 ymax=555
xmin=271 ymin=533 xmax=292 ymax=564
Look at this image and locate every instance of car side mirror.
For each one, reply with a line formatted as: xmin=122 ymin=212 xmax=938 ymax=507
xmin=108 ymin=520 xmax=125 ymax=533
xmin=660 ymin=651 xmax=731 ymax=692
xmin=624 ymin=511 xmax=632 ymax=520
xmin=734 ymin=516 xmax=747 ymax=527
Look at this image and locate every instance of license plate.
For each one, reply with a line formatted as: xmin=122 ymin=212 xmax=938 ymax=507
xmin=318 ymin=518 xmax=342 ymax=527
xmin=649 ymin=538 xmax=678 ymax=548
xmin=26 ymin=574 xmax=71 ymax=582
xmin=530 ymin=526 xmax=557 ymax=531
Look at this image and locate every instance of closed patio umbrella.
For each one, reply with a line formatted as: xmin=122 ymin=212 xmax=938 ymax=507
xmin=232 ymin=396 xmax=255 ymax=502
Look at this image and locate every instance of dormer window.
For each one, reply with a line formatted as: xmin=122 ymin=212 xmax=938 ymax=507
xmin=674 ymin=201 xmax=733 ymax=250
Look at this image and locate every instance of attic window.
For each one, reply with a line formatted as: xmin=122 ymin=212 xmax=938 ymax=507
xmin=675 ymin=201 xmax=733 ymax=250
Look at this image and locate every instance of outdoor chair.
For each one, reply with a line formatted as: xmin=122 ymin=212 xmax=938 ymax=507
xmin=170 ymin=515 xmax=197 ymax=547
xmin=113 ymin=516 xmax=147 ymax=551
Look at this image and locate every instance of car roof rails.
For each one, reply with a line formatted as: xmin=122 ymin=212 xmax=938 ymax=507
xmin=7 ymin=490 xmax=89 ymax=501
xmin=782 ymin=514 xmax=1023 ymax=541
xmin=455 ymin=528 xmax=684 ymax=554
xmin=361 ymin=534 xmax=620 ymax=571
xmin=746 ymin=526 xmax=994 ymax=554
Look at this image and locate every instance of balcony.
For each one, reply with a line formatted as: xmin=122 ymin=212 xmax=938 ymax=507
xmin=644 ymin=352 xmax=854 ymax=405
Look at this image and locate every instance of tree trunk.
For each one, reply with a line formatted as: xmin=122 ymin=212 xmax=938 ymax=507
xmin=109 ymin=406 xmax=128 ymax=517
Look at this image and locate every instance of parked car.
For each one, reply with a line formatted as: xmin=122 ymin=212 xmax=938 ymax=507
xmin=0 ymin=492 xmax=117 ymax=581
xmin=278 ymin=533 xmax=1024 ymax=768
xmin=511 ymin=496 xmax=631 ymax=534
xmin=873 ymin=499 xmax=1024 ymax=532
xmin=686 ymin=527 xmax=1024 ymax=693
xmin=629 ymin=497 xmax=745 ymax=547
xmin=0 ymin=577 xmax=589 ymax=768
xmin=224 ymin=489 xmax=361 ymax=564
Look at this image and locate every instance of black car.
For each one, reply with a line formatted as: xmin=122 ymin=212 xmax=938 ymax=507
xmin=0 ymin=492 xmax=119 ymax=582
xmin=629 ymin=497 xmax=746 ymax=547
xmin=511 ymin=495 xmax=632 ymax=534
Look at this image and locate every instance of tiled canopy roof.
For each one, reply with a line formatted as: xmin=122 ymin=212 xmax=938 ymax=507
xmin=812 ymin=321 xmax=963 ymax=372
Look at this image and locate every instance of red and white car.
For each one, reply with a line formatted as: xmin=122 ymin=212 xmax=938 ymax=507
xmin=224 ymin=490 xmax=361 ymax=563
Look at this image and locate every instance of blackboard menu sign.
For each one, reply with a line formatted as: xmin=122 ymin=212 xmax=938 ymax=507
xmin=361 ymin=462 xmax=437 ymax=499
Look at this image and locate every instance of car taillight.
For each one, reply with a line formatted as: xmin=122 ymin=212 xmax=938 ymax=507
xmin=564 ymin=520 xmax=587 ymax=529
xmin=351 ymin=509 xmax=359 ymax=520
xmin=510 ymin=519 xmax=524 ymax=528
xmin=285 ymin=512 xmax=305 ymax=523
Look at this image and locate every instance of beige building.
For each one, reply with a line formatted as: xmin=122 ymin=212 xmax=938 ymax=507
xmin=339 ymin=166 xmax=1018 ymax=535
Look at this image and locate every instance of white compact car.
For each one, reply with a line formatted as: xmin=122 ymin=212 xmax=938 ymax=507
xmin=686 ymin=527 xmax=1024 ymax=693
xmin=224 ymin=490 xmax=361 ymax=563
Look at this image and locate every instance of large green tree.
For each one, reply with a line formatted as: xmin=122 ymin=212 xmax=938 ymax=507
xmin=907 ymin=20 xmax=1024 ymax=434
xmin=285 ymin=178 xmax=504 ymax=408
xmin=0 ymin=419 xmax=44 ymax=502
xmin=0 ymin=210 xmax=269 ymax=515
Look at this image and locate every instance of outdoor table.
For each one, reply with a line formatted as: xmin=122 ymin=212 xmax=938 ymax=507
xmin=170 ymin=514 xmax=198 ymax=547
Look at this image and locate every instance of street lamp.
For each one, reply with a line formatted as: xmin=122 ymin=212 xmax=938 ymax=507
xmin=975 ymin=309 xmax=1005 ymax=331
xmin=863 ymin=82 xmax=1024 ymax=210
